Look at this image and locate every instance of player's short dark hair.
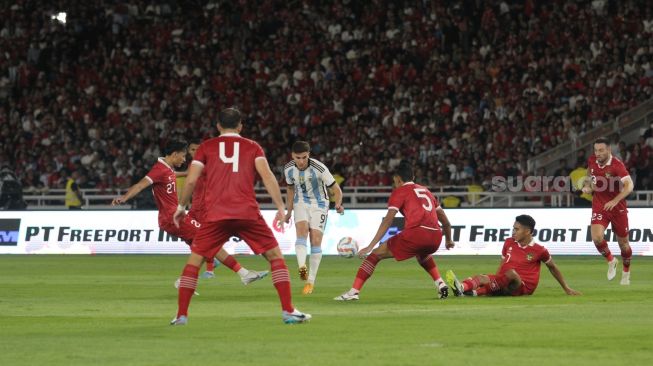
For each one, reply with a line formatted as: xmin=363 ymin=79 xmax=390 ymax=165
xmin=394 ymin=161 xmax=414 ymax=182
xmin=594 ymin=137 xmax=610 ymax=147
xmin=188 ymin=137 xmax=202 ymax=146
xmin=292 ymin=141 xmax=310 ymax=154
xmin=162 ymin=140 xmax=188 ymax=156
xmin=515 ymin=214 xmax=536 ymax=233
xmin=218 ymin=108 xmax=242 ymax=129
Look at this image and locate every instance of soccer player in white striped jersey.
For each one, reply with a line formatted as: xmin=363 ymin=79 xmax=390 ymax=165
xmin=283 ymin=141 xmax=344 ymax=294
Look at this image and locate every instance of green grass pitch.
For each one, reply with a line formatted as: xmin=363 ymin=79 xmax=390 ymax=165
xmin=0 ymin=255 xmax=651 ymax=366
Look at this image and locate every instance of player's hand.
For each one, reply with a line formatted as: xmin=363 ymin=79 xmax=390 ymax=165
xmin=275 ymin=210 xmax=285 ymax=227
xmin=358 ymin=245 xmax=373 ymax=259
xmin=565 ymin=287 xmax=581 ymax=296
xmin=284 ymin=212 xmax=292 ymax=224
xmin=173 ymin=207 xmax=186 ymax=228
xmin=603 ymin=199 xmax=619 ymax=211
xmin=445 ymin=239 xmax=455 ymax=249
xmin=112 ymin=196 xmax=126 ymax=206
xmin=581 ymin=186 xmax=593 ymax=195
xmin=335 ymin=204 xmax=345 ymax=215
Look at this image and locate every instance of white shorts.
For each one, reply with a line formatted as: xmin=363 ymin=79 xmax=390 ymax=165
xmin=293 ymin=205 xmax=328 ymax=232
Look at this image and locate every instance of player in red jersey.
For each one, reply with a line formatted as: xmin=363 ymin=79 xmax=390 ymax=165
xmin=582 ymin=137 xmax=634 ymax=285
xmin=112 ymin=140 xmax=265 ymax=286
xmin=170 ymin=108 xmax=310 ymax=325
xmin=446 ymin=215 xmax=580 ymax=297
xmin=334 ymin=162 xmax=455 ymax=301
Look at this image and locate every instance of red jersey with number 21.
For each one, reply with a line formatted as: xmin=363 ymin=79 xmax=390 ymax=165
xmin=145 ymin=158 xmax=178 ymax=226
xmin=192 ymin=133 xmax=265 ymax=222
xmin=387 ymin=182 xmax=440 ymax=229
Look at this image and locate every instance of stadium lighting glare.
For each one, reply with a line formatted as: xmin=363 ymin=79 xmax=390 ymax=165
xmin=51 ymin=12 xmax=67 ymax=24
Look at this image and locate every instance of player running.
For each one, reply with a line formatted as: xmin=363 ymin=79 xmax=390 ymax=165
xmin=446 ymin=215 xmax=580 ymax=297
xmin=334 ymin=161 xmax=455 ymax=301
xmin=582 ymin=137 xmax=634 ymax=285
xmin=112 ymin=140 xmax=267 ymax=286
xmin=283 ymin=140 xmax=344 ymax=295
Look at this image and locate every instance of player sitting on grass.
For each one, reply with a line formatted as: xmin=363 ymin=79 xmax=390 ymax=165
xmin=446 ymin=214 xmax=581 ymax=297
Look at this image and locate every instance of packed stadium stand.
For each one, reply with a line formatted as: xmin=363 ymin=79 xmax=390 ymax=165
xmin=1 ymin=0 xmax=652 ymax=208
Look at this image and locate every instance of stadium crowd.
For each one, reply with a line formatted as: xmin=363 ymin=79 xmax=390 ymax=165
xmin=1 ymin=0 xmax=653 ymax=198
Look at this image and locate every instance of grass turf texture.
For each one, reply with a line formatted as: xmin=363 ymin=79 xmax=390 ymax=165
xmin=0 ymin=255 xmax=651 ymax=366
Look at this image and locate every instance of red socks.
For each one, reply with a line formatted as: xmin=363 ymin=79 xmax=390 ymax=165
xmin=353 ymin=253 xmax=381 ymax=291
xmin=462 ymin=277 xmax=481 ymax=292
xmin=270 ymin=258 xmax=294 ymax=312
xmin=177 ymin=264 xmax=200 ymax=318
xmin=206 ymin=257 xmax=215 ymax=272
xmin=221 ymin=255 xmax=243 ymax=273
xmin=621 ymin=246 xmax=632 ymax=272
xmin=417 ymin=255 xmax=442 ymax=281
xmin=596 ymin=240 xmax=614 ymax=262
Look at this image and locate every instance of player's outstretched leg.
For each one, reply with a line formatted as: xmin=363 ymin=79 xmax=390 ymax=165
xmin=618 ymin=236 xmax=632 ymax=285
xmin=591 ymin=225 xmax=617 ymax=280
xmin=417 ymin=254 xmax=448 ymax=299
xmin=201 ymin=257 xmax=220 ymax=278
xmin=295 ymin=237 xmax=309 ymax=281
xmin=445 ymin=270 xmax=465 ymax=297
xmin=335 ymin=253 xmax=381 ymax=301
xmin=215 ymin=248 xmax=269 ymax=285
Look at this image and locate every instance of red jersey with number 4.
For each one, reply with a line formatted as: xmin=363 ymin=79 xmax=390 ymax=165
xmin=498 ymin=238 xmax=551 ymax=292
xmin=587 ymin=155 xmax=629 ymax=212
xmin=188 ymin=172 xmax=206 ymax=221
xmin=145 ymin=158 xmax=179 ymax=226
xmin=192 ymin=133 xmax=265 ymax=222
xmin=387 ymin=182 xmax=440 ymax=230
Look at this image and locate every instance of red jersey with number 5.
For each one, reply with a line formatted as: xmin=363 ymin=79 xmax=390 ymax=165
xmin=192 ymin=133 xmax=265 ymax=222
xmin=387 ymin=182 xmax=440 ymax=229
xmin=498 ymin=238 xmax=551 ymax=292
xmin=587 ymin=155 xmax=630 ymax=212
xmin=145 ymin=158 xmax=179 ymax=227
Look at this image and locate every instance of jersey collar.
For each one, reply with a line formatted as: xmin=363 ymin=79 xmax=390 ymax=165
xmin=597 ymin=155 xmax=612 ymax=169
xmin=220 ymin=132 xmax=241 ymax=137
xmin=517 ymin=238 xmax=535 ymax=247
xmin=402 ymin=181 xmax=415 ymax=186
xmin=158 ymin=157 xmax=174 ymax=171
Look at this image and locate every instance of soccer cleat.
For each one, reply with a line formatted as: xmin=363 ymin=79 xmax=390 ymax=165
xmin=170 ymin=315 xmax=188 ymax=326
xmin=201 ymin=271 xmax=215 ymax=279
xmin=445 ymin=270 xmax=465 ymax=297
xmin=174 ymin=278 xmax=199 ymax=296
xmin=437 ymin=281 xmax=449 ymax=299
xmin=282 ymin=309 xmax=312 ymax=324
xmin=620 ymin=271 xmax=630 ymax=285
xmin=241 ymin=270 xmax=269 ymax=285
xmin=302 ymin=283 xmax=314 ymax=295
xmin=334 ymin=290 xmax=359 ymax=301
xmin=607 ymin=258 xmax=618 ymax=281
xmin=298 ymin=266 xmax=308 ymax=281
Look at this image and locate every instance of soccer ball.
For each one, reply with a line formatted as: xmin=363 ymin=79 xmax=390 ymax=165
xmin=337 ymin=237 xmax=358 ymax=258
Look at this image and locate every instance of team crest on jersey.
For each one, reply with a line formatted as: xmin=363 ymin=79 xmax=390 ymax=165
xmin=526 ymin=253 xmax=534 ymax=261
xmin=605 ymin=173 xmax=612 ymax=178
xmin=168 ymin=176 xmax=173 ymax=181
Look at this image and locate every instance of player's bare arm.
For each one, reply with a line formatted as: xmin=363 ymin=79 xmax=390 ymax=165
xmin=173 ymin=162 xmax=202 ymax=227
xmin=328 ymin=182 xmax=344 ymax=214
xmin=545 ymin=259 xmax=581 ymax=295
xmin=111 ymin=177 xmax=152 ymax=206
xmin=604 ymin=176 xmax=633 ymax=211
xmin=256 ymin=157 xmax=286 ymax=225
xmin=435 ymin=206 xmax=455 ymax=249
xmin=284 ymin=184 xmax=295 ymax=223
xmin=358 ymin=209 xmax=398 ymax=258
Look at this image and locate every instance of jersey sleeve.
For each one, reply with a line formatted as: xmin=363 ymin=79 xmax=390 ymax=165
xmin=321 ymin=166 xmax=336 ymax=187
xmin=540 ymin=247 xmax=552 ymax=264
xmin=501 ymin=240 xmax=510 ymax=258
xmin=253 ymin=142 xmax=265 ymax=160
xmin=614 ymin=160 xmax=630 ymax=180
xmin=145 ymin=165 xmax=163 ymax=184
xmin=387 ymin=189 xmax=403 ymax=212
xmin=284 ymin=166 xmax=294 ymax=185
xmin=192 ymin=144 xmax=207 ymax=167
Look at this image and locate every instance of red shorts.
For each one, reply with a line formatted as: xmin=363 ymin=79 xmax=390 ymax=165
xmin=190 ymin=215 xmax=278 ymax=258
xmin=386 ymin=226 xmax=442 ymax=261
xmin=485 ymin=274 xmax=534 ymax=296
xmin=160 ymin=216 xmax=201 ymax=244
xmin=591 ymin=209 xmax=629 ymax=237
